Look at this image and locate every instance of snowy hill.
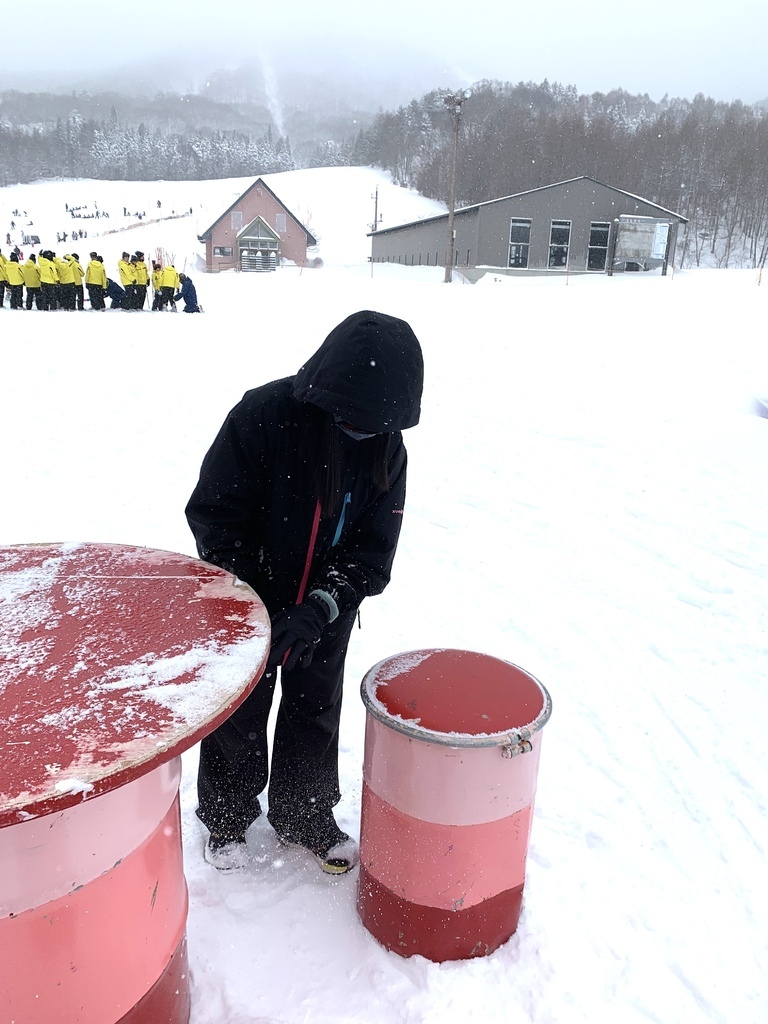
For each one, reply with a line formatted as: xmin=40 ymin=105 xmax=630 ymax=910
xmin=0 ymin=167 xmax=446 ymax=275
xmin=1 ymin=167 xmax=767 ymax=1024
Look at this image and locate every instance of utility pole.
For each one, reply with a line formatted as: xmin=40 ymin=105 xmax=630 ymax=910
xmin=443 ymin=90 xmax=471 ymax=284
xmin=370 ymin=186 xmax=382 ymax=232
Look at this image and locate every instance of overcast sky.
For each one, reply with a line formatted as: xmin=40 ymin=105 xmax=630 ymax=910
xmin=2 ymin=0 xmax=766 ymax=103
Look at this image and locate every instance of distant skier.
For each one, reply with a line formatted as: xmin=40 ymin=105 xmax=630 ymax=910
xmin=174 ymin=272 xmax=200 ymax=313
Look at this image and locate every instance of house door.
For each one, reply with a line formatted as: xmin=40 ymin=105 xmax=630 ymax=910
xmin=240 ymin=246 xmax=277 ymax=272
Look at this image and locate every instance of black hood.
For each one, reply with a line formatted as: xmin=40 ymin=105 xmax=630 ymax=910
xmin=292 ymin=310 xmax=423 ymax=433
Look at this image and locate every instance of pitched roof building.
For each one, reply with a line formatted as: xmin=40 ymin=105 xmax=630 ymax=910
xmin=368 ymin=176 xmax=688 ymax=277
xmin=198 ymin=177 xmax=317 ymax=273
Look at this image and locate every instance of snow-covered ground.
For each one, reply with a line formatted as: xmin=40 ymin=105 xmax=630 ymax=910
xmin=2 ymin=167 xmax=767 ymax=1024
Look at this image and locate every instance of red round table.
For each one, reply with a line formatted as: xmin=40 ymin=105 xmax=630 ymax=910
xmin=0 ymin=542 xmax=270 ymax=1024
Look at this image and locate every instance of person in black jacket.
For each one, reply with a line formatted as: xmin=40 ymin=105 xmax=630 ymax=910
xmin=186 ymin=310 xmax=423 ymax=874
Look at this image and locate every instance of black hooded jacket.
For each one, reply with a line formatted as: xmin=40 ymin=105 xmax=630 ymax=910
xmin=185 ymin=310 xmax=423 ymax=616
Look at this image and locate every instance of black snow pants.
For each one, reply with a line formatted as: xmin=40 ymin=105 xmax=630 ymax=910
xmin=40 ymin=282 xmax=56 ymax=310
xmin=196 ymin=607 xmax=357 ymax=841
xmin=87 ymin=284 xmax=105 ymax=310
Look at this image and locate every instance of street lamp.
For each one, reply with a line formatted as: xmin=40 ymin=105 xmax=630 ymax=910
xmin=443 ymin=89 xmax=471 ymax=283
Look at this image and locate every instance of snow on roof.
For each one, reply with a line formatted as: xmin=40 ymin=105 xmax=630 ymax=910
xmin=368 ymin=175 xmax=688 ymax=237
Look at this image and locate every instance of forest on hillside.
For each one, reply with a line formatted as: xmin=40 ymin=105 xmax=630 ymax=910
xmin=341 ymin=81 xmax=768 ymax=269
xmin=3 ymin=79 xmax=768 ymax=267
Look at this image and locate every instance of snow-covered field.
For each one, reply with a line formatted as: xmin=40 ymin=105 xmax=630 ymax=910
xmin=2 ymin=167 xmax=767 ymax=1024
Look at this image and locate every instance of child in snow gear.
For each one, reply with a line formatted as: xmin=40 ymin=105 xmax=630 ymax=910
xmin=186 ymin=310 xmax=423 ymax=874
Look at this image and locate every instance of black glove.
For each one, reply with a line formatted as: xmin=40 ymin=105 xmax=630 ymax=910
xmin=267 ymin=597 xmax=330 ymax=671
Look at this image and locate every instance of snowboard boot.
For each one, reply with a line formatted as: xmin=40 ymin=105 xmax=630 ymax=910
xmin=204 ymin=832 xmax=249 ymax=872
xmin=271 ymin=810 xmax=359 ymax=875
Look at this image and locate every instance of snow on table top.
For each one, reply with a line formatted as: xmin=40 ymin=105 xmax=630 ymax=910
xmin=0 ymin=542 xmax=270 ymax=826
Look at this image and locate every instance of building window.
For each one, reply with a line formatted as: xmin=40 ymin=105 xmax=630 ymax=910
xmin=587 ymin=222 xmax=610 ymax=271
xmin=275 ymin=213 xmax=286 ymax=233
xmin=213 ymin=245 xmax=233 ymax=257
xmin=231 ymin=211 xmax=243 ymax=231
xmin=548 ymin=220 xmax=571 ymax=268
xmin=509 ymin=219 xmax=532 ymax=268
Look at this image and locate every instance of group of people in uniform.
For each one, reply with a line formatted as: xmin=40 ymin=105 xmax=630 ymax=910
xmin=0 ymin=248 xmax=200 ymax=312
xmin=0 ymin=250 xmax=87 ymax=311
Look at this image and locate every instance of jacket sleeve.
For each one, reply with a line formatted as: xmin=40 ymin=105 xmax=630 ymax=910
xmin=310 ymin=440 xmax=408 ymax=613
xmin=185 ymin=400 xmax=267 ymax=586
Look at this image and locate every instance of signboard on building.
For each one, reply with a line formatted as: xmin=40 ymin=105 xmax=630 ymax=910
xmin=614 ymin=216 xmax=671 ymax=262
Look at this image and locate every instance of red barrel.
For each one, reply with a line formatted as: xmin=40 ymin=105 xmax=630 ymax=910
xmin=357 ymin=648 xmax=552 ymax=962
xmin=1 ymin=761 xmax=190 ymax=1024
xmin=0 ymin=542 xmax=269 ymax=1023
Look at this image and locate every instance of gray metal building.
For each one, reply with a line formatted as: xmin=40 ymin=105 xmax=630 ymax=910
xmin=369 ymin=176 xmax=687 ymax=277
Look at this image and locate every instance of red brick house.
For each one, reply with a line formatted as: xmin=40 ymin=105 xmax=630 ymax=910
xmin=197 ymin=177 xmax=317 ymax=273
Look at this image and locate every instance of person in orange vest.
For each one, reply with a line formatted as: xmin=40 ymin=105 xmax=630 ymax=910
xmin=22 ymin=253 xmax=42 ymax=309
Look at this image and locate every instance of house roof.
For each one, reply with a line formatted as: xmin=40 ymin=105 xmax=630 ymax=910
xmin=367 ymin=176 xmax=688 ymax=237
xmin=198 ymin=177 xmax=317 ymax=245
